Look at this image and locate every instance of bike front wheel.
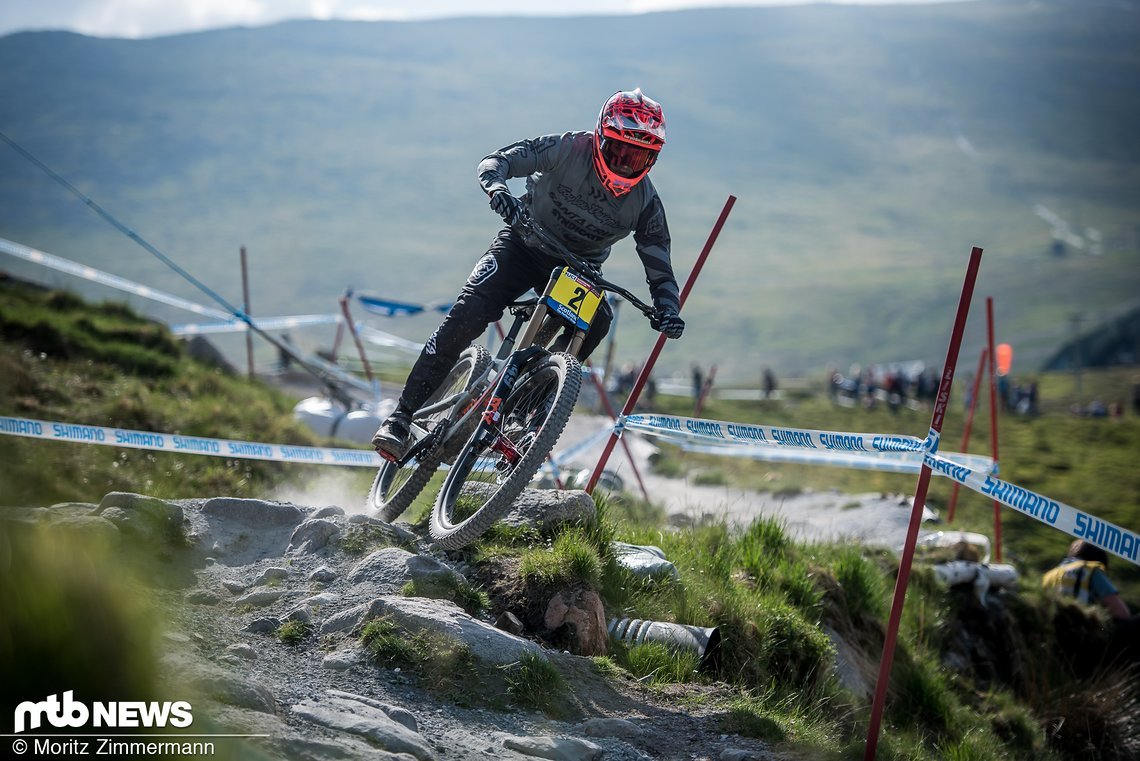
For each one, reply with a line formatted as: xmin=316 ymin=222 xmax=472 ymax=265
xmin=430 ymin=351 xmax=582 ymax=549
xmin=367 ymin=345 xmax=491 ymax=523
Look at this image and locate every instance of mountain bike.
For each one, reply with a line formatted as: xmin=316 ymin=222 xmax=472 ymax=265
xmin=365 ymin=212 xmax=656 ymax=549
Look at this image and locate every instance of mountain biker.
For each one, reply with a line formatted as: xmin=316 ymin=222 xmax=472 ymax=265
xmin=372 ymin=88 xmax=685 ymax=459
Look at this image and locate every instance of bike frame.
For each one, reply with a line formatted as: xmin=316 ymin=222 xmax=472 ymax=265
xmin=390 ymin=217 xmax=654 ymax=468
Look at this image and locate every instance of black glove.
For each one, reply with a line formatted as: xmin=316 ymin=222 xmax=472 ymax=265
xmin=651 ymin=308 xmax=685 ymax=339
xmin=489 ymin=190 xmax=523 ymax=226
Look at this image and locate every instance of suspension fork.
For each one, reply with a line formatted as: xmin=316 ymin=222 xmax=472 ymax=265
xmin=469 ymin=346 xmax=547 ymax=458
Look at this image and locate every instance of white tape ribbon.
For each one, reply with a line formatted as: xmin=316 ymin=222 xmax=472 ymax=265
xmin=0 ymin=416 xmax=382 ymax=468
xmin=621 ymin=412 xmax=1136 ymax=566
xmin=625 ymin=413 xmax=926 ymax=454
xmin=171 ymin=314 xmax=341 ymax=336
xmin=0 ymin=237 xmax=233 ymax=319
xmin=3 ymin=410 xmax=1134 ymax=566
xmin=924 ymin=451 xmax=1139 ymax=566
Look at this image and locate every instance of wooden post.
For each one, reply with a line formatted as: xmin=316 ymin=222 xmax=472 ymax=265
xmin=240 ymin=246 xmax=254 ymax=379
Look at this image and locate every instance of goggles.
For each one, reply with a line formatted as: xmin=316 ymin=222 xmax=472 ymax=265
xmin=600 ymin=137 xmax=659 ymax=179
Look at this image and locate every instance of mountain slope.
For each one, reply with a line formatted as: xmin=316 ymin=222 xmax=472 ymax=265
xmin=0 ymin=0 xmax=1137 ymax=379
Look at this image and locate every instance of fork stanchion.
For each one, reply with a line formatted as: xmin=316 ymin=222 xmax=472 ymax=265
xmin=864 ymin=246 xmax=984 ymax=760
xmin=586 ymin=194 xmax=736 ymax=495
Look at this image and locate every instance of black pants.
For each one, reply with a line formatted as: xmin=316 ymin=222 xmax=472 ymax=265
xmin=397 ymin=227 xmax=613 ymax=412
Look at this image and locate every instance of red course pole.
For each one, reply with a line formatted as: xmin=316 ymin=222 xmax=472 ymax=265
xmin=586 ymin=365 xmax=651 ymax=502
xmin=586 ymin=195 xmax=737 ymax=494
xmin=985 ymin=297 xmax=1003 ymax=562
xmin=946 ymin=346 xmax=987 ymax=524
xmin=864 ymin=246 xmax=983 ymax=760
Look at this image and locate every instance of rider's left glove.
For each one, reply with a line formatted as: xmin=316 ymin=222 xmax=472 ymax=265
xmin=651 ymin=308 xmax=685 ymax=340
xmin=489 ymin=190 xmax=523 ymax=226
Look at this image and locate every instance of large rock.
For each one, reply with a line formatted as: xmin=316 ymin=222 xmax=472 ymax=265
xmin=365 ymin=595 xmax=542 ymax=665
xmin=347 ymin=547 xmax=461 ymax=592
xmin=195 ymin=498 xmax=307 ymax=564
xmin=501 ymin=734 xmax=603 ymax=761
xmin=544 ymin=588 xmax=609 ymax=656
xmin=499 ymin=489 xmax=597 ymax=533
xmin=287 ymin=518 xmax=341 ymax=555
xmin=96 ymin=492 xmax=183 ymax=542
xmin=291 ymin=692 xmax=434 ymax=760
xmin=200 ymin=497 xmax=305 ymax=527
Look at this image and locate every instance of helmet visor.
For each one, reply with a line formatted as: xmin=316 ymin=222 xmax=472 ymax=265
xmin=600 ymin=138 xmax=659 ymax=179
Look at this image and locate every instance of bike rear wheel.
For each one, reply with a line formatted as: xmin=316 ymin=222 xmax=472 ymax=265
xmin=430 ymin=351 xmax=581 ymax=549
xmin=367 ymin=345 xmax=491 ymax=522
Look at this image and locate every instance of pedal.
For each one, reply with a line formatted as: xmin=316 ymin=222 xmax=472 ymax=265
xmin=377 ymin=449 xmax=398 ymax=463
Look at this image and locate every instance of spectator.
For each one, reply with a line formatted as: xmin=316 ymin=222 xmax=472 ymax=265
xmin=762 ymin=367 xmax=777 ymax=400
xmin=1042 ymin=540 xmax=1132 ymax=621
xmin=997 ymin=374 xmax=1012 ymax=411
xmin=1043 ymin=539 xmax=1139 ymax=661
xmin=691 ymin=363 xmax=703 ymax=401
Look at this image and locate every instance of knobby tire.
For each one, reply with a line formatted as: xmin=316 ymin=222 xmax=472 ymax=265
xmin=366 ymin=345 xmax=491 ymax=522
xmin=430 ymin=351 xmax=581 ymax=549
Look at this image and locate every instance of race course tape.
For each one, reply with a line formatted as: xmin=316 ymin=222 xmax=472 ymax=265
xmin=5 ymin=412 xmax=1136 ymax=566
xmin=624 ymin=413 xmax=1139 ymax=566
xmin=0 ymin=237 xmax=233 ymax=319
xmin=923 ymin=451 xmax=1140 ymax=566
xmin=0 ymin=416 xmax=383 ymax=468
xmin=625 ymin=414 xmax=928 ymax=454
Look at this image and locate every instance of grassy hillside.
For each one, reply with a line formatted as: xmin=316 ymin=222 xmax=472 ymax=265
xmin=648 ymin=366 xmax=1140 ymax=606
xmin=0 ymin=275 xmax=370 ymax=505
xmin=0 ymin=0 xmax=1137 ymax=381
xmin=2 ymin=278 xmax=1138 ymax=758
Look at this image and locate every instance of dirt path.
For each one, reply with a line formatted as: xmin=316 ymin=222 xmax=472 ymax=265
xmin=552 ymin=414 xmax=938 ymax=551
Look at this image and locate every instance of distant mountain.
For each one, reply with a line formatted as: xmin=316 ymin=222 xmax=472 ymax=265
xmin=1044 ymin=305 xmax=1140 ymax=371
xmin=1 ymin=0 xmax=1137 ymax=381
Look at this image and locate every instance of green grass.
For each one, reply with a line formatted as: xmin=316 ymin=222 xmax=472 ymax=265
xmin=275 ymin=619 xmax=310 ymax=646
xmin=0 ymin=278 xmax=376 ymax=506
xmin=401 ymin=574 xmax=490 ymax=617
xmin=519 ymin=527 xmax=603 ymax=589
xmin=3 ymin=280 xmax=1136 ymax=760
xmin=502 ymin=651 xmax=567 ymax=715
xmin=613 ymin=641 xmax=700 ymax=686
xmin=649 ymin=369 xmax=1140 ymax=607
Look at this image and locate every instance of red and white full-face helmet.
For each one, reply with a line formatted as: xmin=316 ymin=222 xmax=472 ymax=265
xmin=591 ymin=88 xmax=666 ymax=197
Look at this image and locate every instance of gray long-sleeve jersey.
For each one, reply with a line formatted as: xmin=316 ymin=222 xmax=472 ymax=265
xmin=477 ymin=131 xmax=680 ymax=313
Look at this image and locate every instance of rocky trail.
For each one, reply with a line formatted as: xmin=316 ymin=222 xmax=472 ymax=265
xmin=10 ymin=488 xmax=789 ymax=761
xmin=5 ymin=417 xmax=947 ymax=761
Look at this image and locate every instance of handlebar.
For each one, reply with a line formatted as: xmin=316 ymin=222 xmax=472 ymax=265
xmin=511 ymin=213 xmax=656 ymax=320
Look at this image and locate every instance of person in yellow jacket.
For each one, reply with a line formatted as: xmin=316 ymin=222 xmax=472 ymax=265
xmin=1042 ymin=539 xmax=1132 ymax=620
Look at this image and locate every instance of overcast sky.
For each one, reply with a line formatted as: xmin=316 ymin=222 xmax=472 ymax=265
xmin=1 ymin=0 xmax=968 ymax=39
